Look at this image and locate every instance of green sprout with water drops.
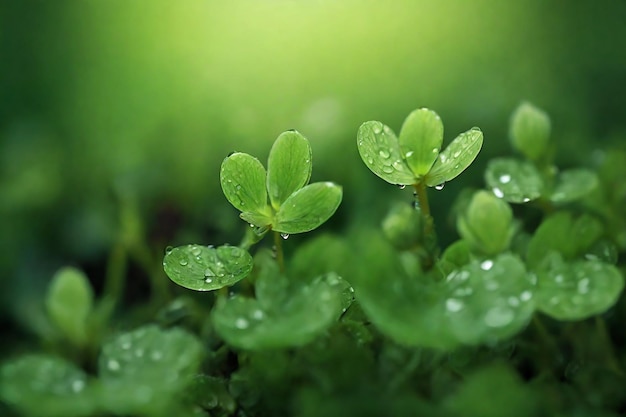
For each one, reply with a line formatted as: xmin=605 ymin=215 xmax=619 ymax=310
xmin=357 ymin=107 xmax=483 ymax=202
xmin=163 ymin=130 xmax=342 ymax=292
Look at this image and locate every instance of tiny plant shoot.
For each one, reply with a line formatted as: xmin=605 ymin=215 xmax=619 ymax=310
xmin=357 ymin=108 xmax=483 ymax=230
xmin=163 ymin=130 xmax=342 ymax=290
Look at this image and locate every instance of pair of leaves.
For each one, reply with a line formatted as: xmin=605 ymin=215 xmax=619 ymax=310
xmin=352 ymin=233 xmax=534 ymax=349
xmin=0 ymin=325 xmax=204 ymax=417
xmin=212 ymin=250 xmax=349 ymax=350
xmin=357 ymin=108 xmax=483 ymax=187
xmin=526 ymin=212 xmax=624 ymax=320
xmin=220 ymin=130 xmax=342 ymax=234
xmin=485 ymin=158 xmax=598 ymax=204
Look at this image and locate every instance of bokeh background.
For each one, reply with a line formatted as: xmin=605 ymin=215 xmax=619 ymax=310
xmin=2 ymin=0 xmax=626 ymax=341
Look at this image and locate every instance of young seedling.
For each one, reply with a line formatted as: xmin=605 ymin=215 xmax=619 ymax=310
xmin=485 ymin=102 xmax=599 ymax=204
xmin=163 ymin=130 xmax=343 ymax=291
xmin=357 ymin=108 xmax=483 ymax=246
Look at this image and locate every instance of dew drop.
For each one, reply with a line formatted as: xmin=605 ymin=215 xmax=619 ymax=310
xmin=453 ymin=150 xmax=462 ymax=158
xmin=484 ymin=306 xmax=514 ymax=328
xmin=508 ymin=296 xmax=520 ymax=307
xmin=235 ymin=317 xmax=249 ymax=329
xmin=179 ymin=258 xmax=189 ymax=266
xmin=191 ymin=246 xmax=202 ymax=256
xmin=577 ymin=278 xmax=590 ymax=294
xmin=434 ymin=183 xmax=445 ymax=191
xmin=554 ymin=274 xmax=564 ymax=283
xmin=492 ymin=187 xmax=504 ymax=198
xmin=398 ymin=184 xmax=406 ymax=190
xmin=379 ymin=149 xmax=391 ymax=159
xmin=440 ymin=154 xmax=448 ymax=163
xmin=480 ymin=260 xmax=494 ymax=271
xmin=72 ymin=379 xmax=85 ymax=393
xmin=520 ymin=291 xmax=532 ymax=301
xmin=499 ymin=174 xmax=511 ymax=184
xmin=382 ymin=165 xmax=394 ymax=174
xmin=204 ymin=268 xmax=215 ymax=277
xmin=367 ymin=156 xmax=374 ymax=164
xmin=251 ymin=309 xmax=264 ymax=320
xmin=107 ymin=359 xmax=121 ymax=371
xmin=205 ymin=277 xmax=213 ymax=284
xmin=280 ymin=233 xmax=290 ymax=240
xmin=522 ymin=198 xmax=531 ymax=203
xmin=165 ymin=246 xmax=173 ymax=255
xmin=432 ymin=147 xmax=439 ymax=154
xmin=373 ymin=124 xmax=382 ymax=134
xmin=446 ymin=298 xmax=464 ymax=312
xmin=150 ymin=351 xmax=163 ymax=361
xmin=405 ymin=151 xmax=414 ymax=158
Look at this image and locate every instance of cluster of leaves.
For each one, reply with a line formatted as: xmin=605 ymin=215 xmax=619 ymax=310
xmin=2 ymin=104 xmax=625 ymax=417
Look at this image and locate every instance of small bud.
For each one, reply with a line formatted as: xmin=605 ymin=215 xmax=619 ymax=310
xmin=457 ymin=191 xmax=514 ymax=256
xmin=382 ymin=202 xmax=423 ymax=250
xmin=509 ymin=102 xmax=551 ymax=161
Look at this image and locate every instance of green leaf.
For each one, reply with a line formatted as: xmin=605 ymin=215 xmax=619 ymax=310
xmin=445 ymin=364 xmax=537 ymax=417
xmin=45 ymin=267 xmax=94 ymax=345
xmin=357 ymin=121 xmax=416 ymax=185
xmin=457 ymin=190 xmax=514 ymax=256
xmin=240 ymin=211 xmax=273 ymax=228
xmin=0 ymin=355 xmax=95 ymax=417
xmin=98 ymin=325 xmax=204 ymax=416
xmin=381 ymin=201 xmax=423 ymax=250
xmin=535 ymin=257 xmax=624 ymax=320
xmin=163 ymin=244 xmax=253 ymax=291
xmin=351 ymin=232 xmax=458 ymax=349
xmin=266 ymin=130 xmax=312 ymax=209
xmin=212 ymin=279 xmax=341 ymax=350
xmin=273 ymin=182 xmax=342 ymax=234
xmin=398 ymin=108 xmax=444 ymax=177
xmin=220 ymin=152 xmax=268 ymax=214
xmin=526 ymin=212 xmax=604 ymax=269
xmin=484 ymin=158 xmax=544 ymax=203
xmin=550 ymin=168 xmax=599 ymax=203
xmin=425 ymin=127 xmax=483 ymax=187
xmin=439 ymin=240 xmax=471 ymax=275
xmin=442 ymin=254 xmax=535 ymax=345
xmin=509 ymin=102 xmax=551 ymax=161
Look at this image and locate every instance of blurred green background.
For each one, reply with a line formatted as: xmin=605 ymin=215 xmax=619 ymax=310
xmin=1 ymin=1 xmax=625 ymax=337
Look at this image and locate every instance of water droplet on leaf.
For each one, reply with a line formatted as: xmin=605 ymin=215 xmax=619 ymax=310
xmin=280 ymin=233 xmax=290 ymax=240
xmin=435 ymin=183 xmax=445 ymax=191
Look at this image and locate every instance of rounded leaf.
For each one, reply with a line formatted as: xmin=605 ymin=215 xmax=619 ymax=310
xmin=357 ymin=121 xmax=416 ymax=185
xmin=457 ymin=191 xmax=514 ymax=256
xmin=381 ymin=201 xmax=423 ymax=250
xmin=212 ymin=279 xmax=341 ymax=350
xmin=45 ymin=267 xmax=94 ymax=345
xmin=98 ymin=325 xmax=204 ymax=415
xmin=163 ymin=244 xmax=253 ymax=291
xmin=526 ymin=212 xmax=603 ymax=269
xmin=273 ymin=182 xmax=342 ymax=234
xmin=0 ymin=355 xmax=94 ymax=417
xmin=550 ymin=168 xmax=599 ymax=203
xmin=442 ymin=254 xmax=535 ymax=345
xmin=535 ymin=260 xmax=624 ymax=320
xmin=267 ymin=130 xmax=313 ymax=209
xmin=220 ymin=152 xmax=268 ymax=213
xmin=398 ymin=108 xmax=444 ymax=177
xmin=484 ymin=158 xmax=544 ymax=203
xmin=425 ymin=127 xmax=483 ymax=186
xmin=509 ymin=102 xmax=551 ymax=161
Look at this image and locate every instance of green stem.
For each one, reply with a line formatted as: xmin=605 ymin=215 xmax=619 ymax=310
xmin=532 ymin=314 xmax=560 ymax=372
xmin=274 ymin=231 xmax=285 ymax=273
xmin=131 ymin=241 xmax=170 ymax=308
xmin=414 ymin=181 xmax=434 ymax=236
xmin=595 ymin=316 xmax=623 ymax=375
xmin=102 ymin=242 xmax=127 ymax=308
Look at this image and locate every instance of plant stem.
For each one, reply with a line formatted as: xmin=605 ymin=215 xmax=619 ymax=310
xmin=532 ymin=314 xmax=560 ymax=372
xmin=414 ymin=181 xmax=435 ymax=237
xmin=594 ymin=316 xmax=623 ymax=375
xmin=274 ymin=232 xmax=285 ymax=272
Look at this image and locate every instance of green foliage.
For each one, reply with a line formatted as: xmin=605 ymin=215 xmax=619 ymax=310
xmin=509 ymin=102 xmax=551 ymax=161
xmin=357 ymin=108 xmax=483 ymax=187
xmin=163 ymin=244 xmax=253 ymax=291
xmin=45 ymin=267 xmax=94 ymax=346
xmin=3 ymin=103 xmax=626 ymax=417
